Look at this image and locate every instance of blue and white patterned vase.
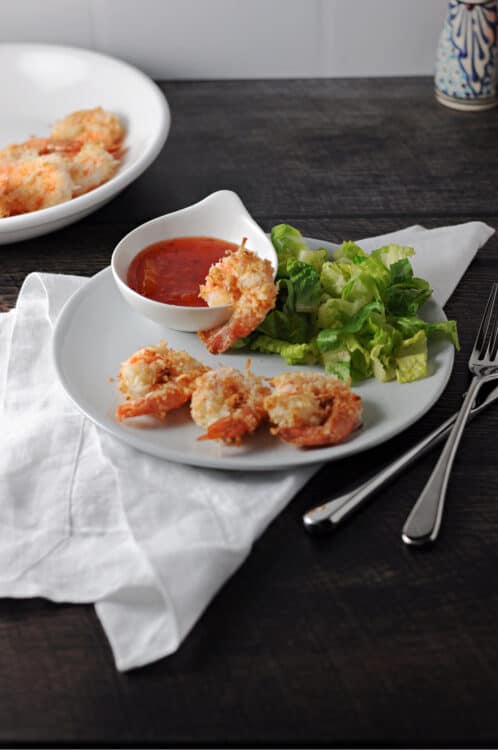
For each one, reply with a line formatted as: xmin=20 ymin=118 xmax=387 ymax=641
xmin=435 ymin=0 xmax=497 ymax=111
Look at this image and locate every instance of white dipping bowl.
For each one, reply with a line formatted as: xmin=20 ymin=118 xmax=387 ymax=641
xmin=111 ymin=190 xmax=278 ymax=332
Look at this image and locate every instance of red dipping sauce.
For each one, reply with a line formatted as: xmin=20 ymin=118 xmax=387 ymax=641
xmin=126 ymin=236 xmax=238 ymax=307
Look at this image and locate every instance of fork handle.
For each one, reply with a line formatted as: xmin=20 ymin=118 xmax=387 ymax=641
xmin=402 ymin=376 xmax=483 ymax=546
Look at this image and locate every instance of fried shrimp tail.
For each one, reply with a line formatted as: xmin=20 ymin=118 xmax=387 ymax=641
xmin=198 ymin=239 xmax=277 ymax=354
xmin=264 ymin=372 xmax=362 ymax=448
xmin=116 ymin=386 xmax=190 ymax=421
xmin=197 ymin=412 xmax=258 ymax=443
xmin=191 ymin=363 xmax=270 ymax=445
xmin=115 ymin=341 xmax=209 ymax=421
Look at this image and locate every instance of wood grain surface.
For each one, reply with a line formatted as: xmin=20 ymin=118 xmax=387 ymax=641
xmin=0 ymin=78 xmax=497 ymax=748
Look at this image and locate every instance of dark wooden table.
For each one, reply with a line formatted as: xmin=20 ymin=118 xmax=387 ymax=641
xmin=1 ymin=78 xmax=497 ymax=748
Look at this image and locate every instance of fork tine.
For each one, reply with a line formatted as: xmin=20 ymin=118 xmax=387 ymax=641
xmin=490 ymin=299 xmax=498 ymax=362
xmin=473 ymin=282 xmax=498 ymax=359
xmin=483 ymin=283 xmax=498 ymax=361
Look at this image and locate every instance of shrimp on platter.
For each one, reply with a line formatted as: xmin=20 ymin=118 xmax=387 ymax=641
xmin=69 ymin=143 xmax=118 ymax=196
xmin=190 ymin=363 xmax=270 ymax=445
xmin=51 ymin=107 xmax=124 ymax=152
xmin=0 ymin=140 xmax=42 ymax=164
xmin=115 ymin=341 xmax=210 ymax=421
xmin=198 ymin=238 xmax=278 ymax=355
xmin=264 ymin=372 xmax=362 ymax=448
xmin=0 ymin=137 xmax=81 ymax=164
xmin=0 ymin=153 xmax=73 ymax=216
xmin=0 ymin=137 xmax=117 ymax=198
xmin=0 ymin=108 xmax=124 ymax=218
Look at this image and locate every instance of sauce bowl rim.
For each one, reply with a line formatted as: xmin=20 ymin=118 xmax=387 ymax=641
xmin=110 ymin=190 xmax=277 ymax=313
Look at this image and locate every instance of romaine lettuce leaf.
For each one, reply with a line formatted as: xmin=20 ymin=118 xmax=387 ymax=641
xmin=320 ymin=347 xmax=351 ymax=382
xmin=230 ymin=335 xmax=254 ymax=350
xmin=317 ymin=300 xmax=385 ymax=352
xmin=271 ymin=224 xmax=328 ymax=277
xmin=383 ymin=258 xmax=432 ymax=316
xmin=345 ymin=334 xmax=373 ymax=381
xmin=320 ymin=261 xmax=354 ymax=297
xmin=317 ymin=302 xmax=414 ymax=383
xmin=341 ymin=271 xmax=380 ymax=308
xmin=370 ymin=344 xmax=396 ymax=382
xmin=371 ymin=243 xmax=415 ymax=269
xmin=297 ymin=247 xmax=328 ymax=274
xmin=349 ymin=254 xmax=391 ymax=292
xmin=256 ymin=309 xmax=309 ymax=343
xmin=395 ymin=330 xmax=428 ymax=383
xmin=333 ymin=241 xmax=367 ymax=263
xmin=389 ymin=258 xmax=413 ymax=284
xmin=256 ymin=264 xmax=320 ymax=342
xmin=250 ymin=335 xmax=319 ymax=365
xmin=271 ymin=224 xmax=308 ymax=277
xmin=318 ymin=297 xmax=364 ymax=329
xmin=287 ymin=259 xmax=322 ymax=313
xmin=391 ymin=316 xmax=460 ymax=350
xmin=317 ymin=302 xmax=388 ymax=382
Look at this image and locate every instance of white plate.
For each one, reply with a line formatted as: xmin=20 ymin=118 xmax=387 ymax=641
xmin=53 ymin=238 xmax=455 ymax=471
xmin=0 ymin=44 xmax=170 ymax=244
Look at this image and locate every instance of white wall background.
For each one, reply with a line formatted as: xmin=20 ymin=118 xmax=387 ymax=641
xmin=0 ymin=0 xmax=448 ymax=79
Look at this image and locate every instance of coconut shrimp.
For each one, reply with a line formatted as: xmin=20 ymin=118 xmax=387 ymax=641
xmin=198 ymin=239 xmax=277 ymax=354
xmin=51 ymin=107 xmax=124 ymax=151
xmin=0 ymin=154 xmax=73 ymax=216
xmin=190 ymin=364 xmax=270 ymax=445
xmin=0 ymin=138 xmax=117 ymax=200
xmin=0 ymin=137 xmax=81 ymax=164
xmin=0 ymin=108 xmax=124 ymax=218
xmin=0 ymin=141 xmax=41 ymax=164
xmin=68 ymin=143 xmax=118 ymax=196
xmin=115 ymin=341 xmax=210 ymax=421
xmin=264 ymin=372 xmax=362 ymax=448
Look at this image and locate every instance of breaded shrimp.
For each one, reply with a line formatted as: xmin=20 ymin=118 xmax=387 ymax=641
xmin=0 ymin=137 xmax=117 ymax=204
xmin=69 ymin=143 xmax=118 ymax=196
xmin=0 ymin=141 xmax=40 ymax=164
xmin=264 ymin=372 xmax=362 ymax=447
xmin=51 ymin=107 xmax=124 ymax=151
xmin=0 ymin=137 xmax=81 ymax=164
xmin=116 ymin=341 xmax=210 ymax=421
xmin=0 ymin=108 xmax=124 ymax=218
xmin=1 ymin=138 xmax=117 ymax=195
xmin=190 ymin=364 xmax=270 ymax=445
xmin=1 ymin=154 xmax=73 ymax=215
xmin=198 ymin=239 xmax=277 ymax=354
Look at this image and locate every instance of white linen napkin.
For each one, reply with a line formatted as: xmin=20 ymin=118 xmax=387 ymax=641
xmin=0 ymin=221 xmax=493 ymax=671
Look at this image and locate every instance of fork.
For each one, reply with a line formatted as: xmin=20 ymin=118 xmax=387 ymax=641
xmin=402 ymin=282 xmax=498 ymax=546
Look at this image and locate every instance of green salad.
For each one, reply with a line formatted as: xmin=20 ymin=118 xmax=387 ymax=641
xmin=233 ymin=224 xmax=459 ymax=384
